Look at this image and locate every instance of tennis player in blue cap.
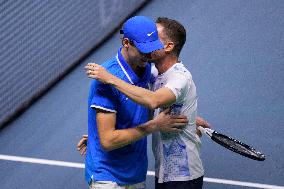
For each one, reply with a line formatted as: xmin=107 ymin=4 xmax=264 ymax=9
xmin=83 ymin=16 xmax=189 ymax=189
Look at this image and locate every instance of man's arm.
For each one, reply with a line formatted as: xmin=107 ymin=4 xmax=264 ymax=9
xmin=77 ymin=115 xmax=212 ymax=154
xmin=85 ymin=63 xmax=175 ymax=109
xmin=96 ymin=108 xmax=187 ymax=151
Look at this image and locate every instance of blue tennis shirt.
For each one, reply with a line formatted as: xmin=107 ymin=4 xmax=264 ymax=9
xmin=85 ymin=48 xmax=151 ymax=185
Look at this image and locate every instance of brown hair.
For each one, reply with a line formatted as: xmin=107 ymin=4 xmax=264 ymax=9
xmin=156 ymin=17 xmax=186 ymax=56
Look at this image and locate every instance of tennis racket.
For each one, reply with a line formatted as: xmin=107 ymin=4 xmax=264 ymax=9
xmin=198 ymin=126 xmax=265 ymax=161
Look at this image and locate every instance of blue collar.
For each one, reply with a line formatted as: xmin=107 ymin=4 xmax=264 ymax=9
xmin=116 ymin=48 xmax=151 ymax=84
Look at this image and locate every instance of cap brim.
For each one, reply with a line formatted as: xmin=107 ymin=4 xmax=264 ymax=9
xmin=134 ymin=39 xmax=164 ymax=54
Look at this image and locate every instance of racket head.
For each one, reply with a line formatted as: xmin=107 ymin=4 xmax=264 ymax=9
xmin=211 ymin=131 xmax=266 ymax=161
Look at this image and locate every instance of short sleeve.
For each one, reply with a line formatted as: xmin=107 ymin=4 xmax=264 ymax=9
xmin=90 ymin=81 xmax=117 ymax=113
xmin=164 ymin=72 xmax=189 ymax=101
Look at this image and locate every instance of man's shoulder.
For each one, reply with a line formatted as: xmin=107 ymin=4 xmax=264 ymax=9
xmin=101 ymin=57 xmax=118 ymax=70
xmin=101 ymin=57 xmax=124 ymax=79
xmin=172 ymin=63 xmax=190 ymax=72
xmin=171 ymin=63 xmax=192 ymax=79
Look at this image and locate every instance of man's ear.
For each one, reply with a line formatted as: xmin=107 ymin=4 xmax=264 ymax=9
xmin=122 ymin=38 xmax=130 ymax=48
xmin=164 ymin=41 xmax=174 ymax=53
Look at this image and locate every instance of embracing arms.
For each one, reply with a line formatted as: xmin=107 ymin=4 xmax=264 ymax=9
xmin=85 ymin=63 xmax=175 ymax=110
xmin=78 ymin=109 xmax=187 ymax=152
xmin=77 ymin=114 xmax=211 ymax=155
xmin=94 ymin=108 xmax=187 ymax=151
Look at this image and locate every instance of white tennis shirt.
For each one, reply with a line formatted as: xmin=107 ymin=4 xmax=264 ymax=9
xmin=150 ymin=62 xmax=204 ymax=183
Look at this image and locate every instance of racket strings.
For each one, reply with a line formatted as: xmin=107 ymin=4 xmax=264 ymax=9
xmin=212 ymin=132 xmax=265 ymax=161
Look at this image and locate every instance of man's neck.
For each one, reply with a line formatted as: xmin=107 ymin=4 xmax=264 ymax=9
xmin=121 ymin=48 xmax=145 ymax=77
xmin=155 ymin=55 xmax=179 ymax=75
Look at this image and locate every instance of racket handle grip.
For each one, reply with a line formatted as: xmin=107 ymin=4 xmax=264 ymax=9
xmin=197 ymin=126 xmax=214 ymax=138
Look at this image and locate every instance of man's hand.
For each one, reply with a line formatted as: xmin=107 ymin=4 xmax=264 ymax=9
xmin=77 ymin=135 xmax=88 ymax=155
xmin=153 ymin=108 xmax=188 ymax=132
xmin=196 ymin=116 xmax=211 ymax=137
xmin=85 ymin=63 xmax=113 ymax=84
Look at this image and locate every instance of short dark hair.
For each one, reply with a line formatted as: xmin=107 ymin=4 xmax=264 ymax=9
xmin=156 ymin=17 xmax=186 ymax=56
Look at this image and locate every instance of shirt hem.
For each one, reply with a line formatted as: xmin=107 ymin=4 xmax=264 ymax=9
xmin=157 ymin=173 xmax=204 ymax=183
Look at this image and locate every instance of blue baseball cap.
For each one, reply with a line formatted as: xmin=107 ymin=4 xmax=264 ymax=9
xmin=121 ymin=16 xmax=163 ymax=53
